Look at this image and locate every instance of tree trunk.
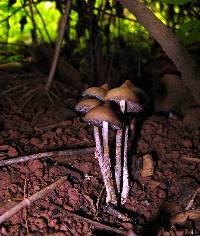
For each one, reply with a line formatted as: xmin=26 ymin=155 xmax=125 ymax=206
xmin=117 ymin=0 xmax=200 ymax=104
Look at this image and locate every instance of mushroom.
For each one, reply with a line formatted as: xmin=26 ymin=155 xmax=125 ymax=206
xmin=82 ymin=83 xmax=109 ymax=101
xmin=105 ymin=81 xmax=144 ymax=204
xmin=83 ymin=105 xmax=122 ymax=204
xmin=75 ymin=98 xmax=105 ymax=186
xmin=75 ymin=98 xmax=102 ymax=114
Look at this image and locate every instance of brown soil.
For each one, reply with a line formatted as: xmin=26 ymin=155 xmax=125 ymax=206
xmin=0 ymin=68 xmax=199 ymax=236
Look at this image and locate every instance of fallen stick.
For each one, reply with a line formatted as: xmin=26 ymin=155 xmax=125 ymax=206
xmin=185 ymin=187 xmax=200 ymax=211
xmin=34 ymin=120 xmax=78 ymax=131
xmin=170 ymin=208 xmax=200 ymax=224
xmin=182 ymin=156 xmax=200 ymax=163
xmin=0 ymin=176 xmax=67 ymax=225
xmin=0 ymin=147 xmax=95 ymax=167
xmin=52 ymin=203 xmax=127 ymax=235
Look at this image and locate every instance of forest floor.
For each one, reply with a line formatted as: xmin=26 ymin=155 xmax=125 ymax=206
xmin=0 ymin=66 xmax=199 ymax=236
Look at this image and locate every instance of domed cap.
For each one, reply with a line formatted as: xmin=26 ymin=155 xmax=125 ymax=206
xmin=75 ymin=98 xmax=102 ymax=114
xmin=121 ymin=80 xmax=135 ymax=90
xmin=82 ymin=84 xmax=109 ymax=101
xmin=105 ymin=86 xmax=142 ymax=113
xmin=121 ymin=80 xmax=147 ymax=104
xmin=83 ymin=105 xmax=122 ymax=129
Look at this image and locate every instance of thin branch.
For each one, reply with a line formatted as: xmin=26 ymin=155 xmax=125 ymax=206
xmin=0 ymin=147 xmax=95 ymax=167
xmin=0 ymin=1 xmax=39 ymax=25
xmin=45 ymin=0 xmax=72 ymax=91
xmin=0 ymin=41 xmax=29 ymax=48
xmin=182 ymin=156 xmax=200 ymax=163
xmin=51 ymin=203 xmax=127 ymax=235
xmin=0 ymin=7 xmax=24 ymax=24
xmin=32 ymin=2 xmax=53 ymax=45
xmin=170 ymin=208 xmax=200 ymax=224
xmin=0 ymin=176 xmax=67 ymax=225
xmin=185 ymin=188 xmax=200 ymax=211
xmin=94 ymin=7 xmax=137 ymax=23
xmin=28 ymin=0 xmax=38 ymax=44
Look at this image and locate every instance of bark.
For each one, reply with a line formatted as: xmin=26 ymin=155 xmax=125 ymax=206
xmin=117 ymin=0 xmax=200 ymax=104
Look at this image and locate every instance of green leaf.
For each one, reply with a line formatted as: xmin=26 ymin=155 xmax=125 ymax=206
xmin=0 ymin=2 xmax=8 ymax=11
xmin=176 ymin=20 xmax=200 ymax=44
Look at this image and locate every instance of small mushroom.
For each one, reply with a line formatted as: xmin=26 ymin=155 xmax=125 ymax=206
xmin=75 ymin=98 xmax=105 ymax=191
xmin=75 ymin=98 xmax=102 ymax=114
xmin=84 ymin=105 xmax=121 ymax=204
xmin=105 ymin=81 xmax=144 ymax=204
xmin=105 ymin=86 xmax=142 ymax=113
xmin=82 ymin=83 xmax=109 ymax=101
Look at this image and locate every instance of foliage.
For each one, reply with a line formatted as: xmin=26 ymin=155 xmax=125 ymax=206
xmin=0 ymin=1 xmax=60 ymax=43
xmin=0 ymin=0 xmax=199 ymax=60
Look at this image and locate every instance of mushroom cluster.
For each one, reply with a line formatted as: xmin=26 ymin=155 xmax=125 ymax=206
xmin=75 ymin=81 xmax=145 ymax=206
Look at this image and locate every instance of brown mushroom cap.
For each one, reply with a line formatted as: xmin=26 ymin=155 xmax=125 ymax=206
xmin=104 ymin=86 xmax=142 ymax=113
xmin=83 ymin=105 xmax=122 ymax=129
xmin=122 ymin=80 xmax=147 ymax=104
xmin=121 ymin=80 xmax=135 ymax=90
xmin=101 ymin=83 xmax=109 ymax=91
xmin=75 ymin=98 xmax=102 ymax=114
xmin=82 ymin=86 xmax=108 ymax=101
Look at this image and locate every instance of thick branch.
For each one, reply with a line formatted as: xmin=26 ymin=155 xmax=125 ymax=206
xmin=117 ymin=0 xmax=200 ymax=104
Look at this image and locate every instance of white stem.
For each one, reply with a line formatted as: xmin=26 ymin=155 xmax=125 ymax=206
xmin=115 ymin=129 xmax=123 ymax=193
xmin=119 ymin=99 xmax=130 ymax=204
xmin=94 ymin=126 xmax=104 ymax=167
xmin=94 ymin=126 xmax=112 ymax=202
xmin=120 ymin=100 xmax=126 ymax=113
xmin=121 ymin=125 xmax=129 ymax=204
xmin=102 ymin=121 xmax=117 ymax=205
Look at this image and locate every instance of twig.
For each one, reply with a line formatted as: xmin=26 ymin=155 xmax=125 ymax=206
xmin=0 ymin=41 xmax=29 ymax=48
xmin=32 ymin=2 xmax=53 ymax=45
xmin=28 ymin=0 xmax=38 ymax=45
xmin=103 ymin=204 xmax=132 ymax=222
xmin=18 ymin=88 xmax=41 ymax=111
xmin=34 ymin=120 xmax=73 ymax=131
xmin=45 ymin=0 xmax=72 ymax=91
xmin=0 ymin=2 xmax=39 ymax=25
xmin=185 ymin=188 xmax=200 ymax=211
xmin=0 ymin=176 xmax=67 ymax=225
xmin=0 ymin=84 xmax=26 ymax=97
xmin=0 ymin=147 xmax=95 ymax=167
xmin=0 ymin=6 xmax=23 ymax=24
xmin=182 ymin=156 xmax=200 ymax=163
xmin=23 ymin=178 xmax=30 ymax=235
xmin=170 ymin=208 xmax=200 ymax=224
xmin=51 ymin=203 xmax=127 ymax=235
xmin=94 ymin=7 xmax=137 ymax=23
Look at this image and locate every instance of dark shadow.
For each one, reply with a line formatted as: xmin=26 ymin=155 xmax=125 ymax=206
xmin=141 ymin=206 xmax=171 ymax=236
